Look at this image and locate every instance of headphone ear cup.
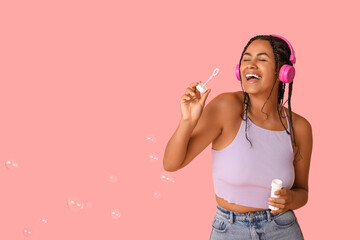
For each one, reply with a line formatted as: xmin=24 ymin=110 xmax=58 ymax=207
xmin=278 ymin=65 xmax=295 ymax=83
xmin=235 ymin=64 xmax=241 ymax=80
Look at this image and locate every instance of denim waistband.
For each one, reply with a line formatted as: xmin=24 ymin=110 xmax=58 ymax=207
xmin=216 ymin=204 xmax=290 ymax=223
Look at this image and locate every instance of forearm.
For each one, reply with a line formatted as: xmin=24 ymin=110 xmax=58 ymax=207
xmin=163 ymin=119 xmax=197 ymax=171
xmin=289 ymin=188 xmax=308 ymax=210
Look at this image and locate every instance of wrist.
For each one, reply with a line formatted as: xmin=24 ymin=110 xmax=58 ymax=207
xmin=180 ymin=118 xmax=198 ymax=125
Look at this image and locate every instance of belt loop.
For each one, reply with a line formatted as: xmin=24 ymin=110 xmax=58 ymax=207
xmin=267 ymin=210 xmax=272 ymax=221
xmin=229 ymin=211 xmax=234 ymax=224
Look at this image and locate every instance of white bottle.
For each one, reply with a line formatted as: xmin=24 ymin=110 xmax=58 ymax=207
xmin=269 ymin=179 xmax=283 ymax=210
xmin=196 ymin=82 xmax=208 ymax=93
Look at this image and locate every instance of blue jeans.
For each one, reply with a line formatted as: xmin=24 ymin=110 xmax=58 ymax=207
xmin=210 ymin=204 xmax=304 ymax=240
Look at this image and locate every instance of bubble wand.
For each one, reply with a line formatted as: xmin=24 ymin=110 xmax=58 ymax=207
xmin=196 ymin=68 xmax=219 ymax=93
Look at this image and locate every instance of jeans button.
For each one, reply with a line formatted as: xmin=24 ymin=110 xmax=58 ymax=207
xmin=250 ymin=212 xmax=254 ymax=218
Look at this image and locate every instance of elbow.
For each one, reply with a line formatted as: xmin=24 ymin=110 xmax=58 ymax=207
xmin=163 ymin=166 xmax=179 ymax=172
xmin=164 ymin=167 xmax=177 ymax=172
xmin=163 ymin=159 xmax=179 ymax=172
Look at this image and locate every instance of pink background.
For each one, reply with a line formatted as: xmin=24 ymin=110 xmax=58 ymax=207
xmin=1 ymin=0 xmax=359 ymax=239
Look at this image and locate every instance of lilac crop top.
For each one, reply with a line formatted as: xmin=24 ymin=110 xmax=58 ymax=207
xmin=212 ymin=105 xmax=295 ymax=209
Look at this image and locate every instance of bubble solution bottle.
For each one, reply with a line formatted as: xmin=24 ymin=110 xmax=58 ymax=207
xmin=269 ymin=179 xmax=283 ymax=210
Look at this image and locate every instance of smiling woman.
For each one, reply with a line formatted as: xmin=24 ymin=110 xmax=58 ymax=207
xmin=163 ymin=34 xmax=311 ymax=240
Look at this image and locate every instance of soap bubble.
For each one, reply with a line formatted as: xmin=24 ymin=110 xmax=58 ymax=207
xmin=145 ymin=134 xmax=156 ymax=143
xmin=39 ymin=218 xmax=48 ymax=224
xmin=108 ymin=174 xmax=118 ymax=183
xmin=111 ymin=209 xmax=121 ymax=220
xmin=5 ymin=160 xmax=18 ymax=169
xmin=149 ymin=154 xmax=159 ymax=163
xmin=67 ymin=197 xmax=84 ymax=213
xmin=160 ymin=171 xmax=175 ymax=184
xmin=23 ymin=228 xmax=32 ymax=237
xmin=153 ymin=191 xmax=162 ymax=199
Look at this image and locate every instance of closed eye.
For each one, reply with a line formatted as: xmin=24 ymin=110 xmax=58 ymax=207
xmin=243 ymin=59 xmax=266 ymax=61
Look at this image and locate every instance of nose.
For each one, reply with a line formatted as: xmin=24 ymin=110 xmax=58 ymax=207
xmin=241 ymin=58 xmax=258 ymax=68
xmin=247 ymin=59 xmax=258 ymax=68
xmin=245 ymin=62 xmax=258 ymax=71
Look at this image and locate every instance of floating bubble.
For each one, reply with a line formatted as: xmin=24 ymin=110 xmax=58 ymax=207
xmin=153 ymin=191 xmax=162 ymax=199
xmin=5 ymin=160 xmax=18 ymax=169
xmin=149 ymin=154 xmax=159 ymax=163
xmin=23 ymin=228 xmax=32 ymax=237
xmin=111 ymin=209 xmax=121 ymax=220
xmin=108 ymin=174 xmax=118 ymax=183
xmin=67 ymin=197 xmax=84 ymax=213
xmin=145 ymin=134 xmax=156 ymax=143
xmin=39 ymin=218 xmax=48 ymax=224
xmin=160 ymin=171 xmax=175 ymax=184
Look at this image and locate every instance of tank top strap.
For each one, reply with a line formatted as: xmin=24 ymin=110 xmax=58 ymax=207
xmin=245 ymin=100 xmax=290 ymax=132
xmin=282 ymin=106 xmax=290 ymax=132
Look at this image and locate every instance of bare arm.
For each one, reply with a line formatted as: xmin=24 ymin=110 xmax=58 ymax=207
xmin=163 ymin=91 xmax=226 ymax=172
xmin=163 ymin=119 xmax=198 ymax=171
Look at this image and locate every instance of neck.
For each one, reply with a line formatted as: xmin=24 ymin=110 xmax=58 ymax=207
xmin=246 ymin=93 xmax=282 ymax=120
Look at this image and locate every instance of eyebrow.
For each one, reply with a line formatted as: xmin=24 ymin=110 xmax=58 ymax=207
xmin=244 ymin=52 xmax=270 ymax=58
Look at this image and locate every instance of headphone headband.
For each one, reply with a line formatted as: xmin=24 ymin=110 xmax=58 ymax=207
xmin=270 ymin=34 xmax=296 ymax=65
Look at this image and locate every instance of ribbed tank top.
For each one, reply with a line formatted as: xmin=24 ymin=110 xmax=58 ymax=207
xmin=212 ymin=105 xmax=295 ymax=209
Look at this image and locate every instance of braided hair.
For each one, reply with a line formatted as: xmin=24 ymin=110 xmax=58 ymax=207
xmin=238 ymin=35 xmax=303 ymax=161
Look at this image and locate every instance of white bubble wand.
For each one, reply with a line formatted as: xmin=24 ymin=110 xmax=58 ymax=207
xmin=196 ymin=68 xmax=219 ymax=93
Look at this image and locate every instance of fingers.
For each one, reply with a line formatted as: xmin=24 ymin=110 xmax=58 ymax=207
xmin=187 ymin=82 xmax=199 ymax=95
xmin=182 ymin=82 xmax=210 ymax=103
xmin=269 ymin=197 xmax=286 ymax=204
xmin=189 ymin=81 xmax=199 ymax=89
xmin=268 ymin=200 xmax=285 ymax=211
xmin=269 ymin=202 xmax=285 ymax=209
xmin=199 ymin=88 xmax=211 ymax=107
xmin=183 ymin=82 xmax=199 ymax=100
xmin=181 ymin=92 xmax=193 ymax=102
xmin=185 ymin=88 xmax=196 ymax=97
xmin=275 ymin=188 xmax=287 ymax=196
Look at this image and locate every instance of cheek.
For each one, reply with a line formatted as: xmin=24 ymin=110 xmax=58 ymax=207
xmin=239 ymin=65 xmax=248 ymax=74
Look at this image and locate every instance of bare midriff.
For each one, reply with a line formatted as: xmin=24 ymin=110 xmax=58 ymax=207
xmin=215 ymin=194 xmax=269 ymax=213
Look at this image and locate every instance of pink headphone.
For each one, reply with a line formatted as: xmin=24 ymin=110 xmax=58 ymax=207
xmin=235 ymin=34 xmax=296 ymax=84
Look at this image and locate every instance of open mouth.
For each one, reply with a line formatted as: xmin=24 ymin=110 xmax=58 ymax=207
xmin=245 ymin=73 xmax=262 ymax=82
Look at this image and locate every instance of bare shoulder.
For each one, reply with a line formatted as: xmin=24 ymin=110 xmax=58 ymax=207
xmin=293 ymin=111 xmax=312 ymax=146
xmin=284 ymin=107 xmax=312 ymax=132
xmin=210 ymin=91 xmax=244 ymax=116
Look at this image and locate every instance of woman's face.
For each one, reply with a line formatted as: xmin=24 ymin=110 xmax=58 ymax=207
xmin=239 ymin=39 xmax=280 ymax=94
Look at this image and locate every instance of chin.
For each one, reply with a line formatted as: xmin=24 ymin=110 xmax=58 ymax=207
xmin=244 ymin=82 xmax=261 ymax=90
xmin=244 ymin=86 xmax=268 ymax=96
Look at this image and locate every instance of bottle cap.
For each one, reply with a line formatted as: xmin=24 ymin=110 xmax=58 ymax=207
xmin=196 ymin=82 xmax=208 ymax=93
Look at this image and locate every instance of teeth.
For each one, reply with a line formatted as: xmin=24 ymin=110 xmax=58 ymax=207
xmin=245 ymin=74 xmax=262 ymax=80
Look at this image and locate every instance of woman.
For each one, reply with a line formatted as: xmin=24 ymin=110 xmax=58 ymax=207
xmin=163 ymin=34 xmax=312 ymax=240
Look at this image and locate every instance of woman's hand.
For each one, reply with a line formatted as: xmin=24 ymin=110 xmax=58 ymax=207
xmin=268 ymin=187 xmax=294 ymax=214
xmin=180 ymin=81 xmax=211 ymax=122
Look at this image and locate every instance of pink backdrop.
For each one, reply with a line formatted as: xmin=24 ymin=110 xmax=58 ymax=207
xmin=1 ymin=0 xmax=359 ymax=239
